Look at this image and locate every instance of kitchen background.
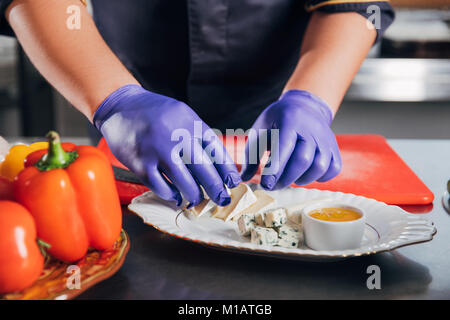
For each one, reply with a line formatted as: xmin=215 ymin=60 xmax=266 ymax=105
xmin=0 ymin=0 xmax=449 ymax=140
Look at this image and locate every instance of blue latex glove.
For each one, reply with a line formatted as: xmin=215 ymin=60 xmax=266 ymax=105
xmin=94 ymin=84 xmax=241 ymax=207
xmin=241 ymin=90 xmax=342 ymax=190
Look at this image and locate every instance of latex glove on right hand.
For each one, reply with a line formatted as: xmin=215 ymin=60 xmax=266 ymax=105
xmin=241 ymin=89 xmax=342 ymax=190
xmin=94 ymin=84 xmax=241 ymax=207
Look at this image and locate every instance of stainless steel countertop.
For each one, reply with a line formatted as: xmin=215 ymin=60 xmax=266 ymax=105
xmin=346 ymin=59 xmax=450 ymax=102
xmin=66 ymin=139 xmax=449 ymax=300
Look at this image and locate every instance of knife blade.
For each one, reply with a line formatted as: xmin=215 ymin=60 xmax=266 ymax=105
xmin=112 ymin=166 xmax=144 ymax=185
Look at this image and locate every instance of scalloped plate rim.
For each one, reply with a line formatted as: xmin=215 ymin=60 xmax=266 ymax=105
xmin=128 ymin=187 xmax=436 ymax=261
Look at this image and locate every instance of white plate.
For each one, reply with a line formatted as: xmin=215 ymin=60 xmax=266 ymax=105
xmin=128 ymin=187 xmax=436 ymax=262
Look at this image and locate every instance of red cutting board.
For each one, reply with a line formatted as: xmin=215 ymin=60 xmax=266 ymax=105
xmin=295 ymin=134 xmax=434 ymax=205
xmin=97 ymin=134 xmax=434 ymax=206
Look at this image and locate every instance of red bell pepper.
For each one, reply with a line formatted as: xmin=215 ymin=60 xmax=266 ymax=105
xmin=0 ymin=176 xmax=14 ymax=201
xmin=14 ymin=131 xmax=122 ymax=262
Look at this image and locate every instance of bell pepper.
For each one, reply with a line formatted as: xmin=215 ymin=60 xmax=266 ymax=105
xmin=24 ymin=141 xmax=76 ymax=168
xmin=0 ymin=201 xmax=44 ymax=294
xmin=0 ymin=142 xmax=48 ymax=181
xmin=0 ymin=176 xmax=14 ymax=201
xmin=14 ymin=131 xmax=122 ymax=262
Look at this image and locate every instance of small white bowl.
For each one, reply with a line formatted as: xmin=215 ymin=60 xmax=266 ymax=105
xmin=302 ymin=201 xmax=366 ymax=251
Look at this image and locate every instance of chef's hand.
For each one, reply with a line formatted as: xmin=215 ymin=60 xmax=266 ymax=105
xmin=94 ymin=84 xmax=240 ymax=207
xmin=241 ymin=90 xmax=342 ymax=190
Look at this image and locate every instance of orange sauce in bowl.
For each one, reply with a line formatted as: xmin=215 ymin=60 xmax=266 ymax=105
xmin=309 ymin=208 xmax=362 ymax=222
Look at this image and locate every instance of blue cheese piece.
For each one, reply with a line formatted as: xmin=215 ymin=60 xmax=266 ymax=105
xmin=237 ymin=213 xmax=256 ymax=236
xmin=275 ymin=224 xmax=302 ymax=248
xmin=277 ymin=237 xmax=300 ymax=248
xmin=263 ymin=207 xmax=287 ymax=228
xmin=251 ymin=226 xmax=278 ymax=246
xmin=276 ymin=224 xmax=301 ymax=238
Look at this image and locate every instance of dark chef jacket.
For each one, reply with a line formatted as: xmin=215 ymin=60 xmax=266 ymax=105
xmin=0 ymin=0 xmax=394 ymax=130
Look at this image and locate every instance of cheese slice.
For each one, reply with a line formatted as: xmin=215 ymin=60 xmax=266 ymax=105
xmin=189 ymin=186 xmax=217 ymax=217
xmin=231 ymin=190 xmax=275 ymax=222
xmin=212 ymin=184 xmax=257 ymax=221
xmin=190 ymin=198 xmax=216 ymax=217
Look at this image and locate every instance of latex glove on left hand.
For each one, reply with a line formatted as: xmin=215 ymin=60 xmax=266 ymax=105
xmin=94 ymin=85 xmax=240 ymax=207
xmin=241 ymin=90 xmax=342 ymax=190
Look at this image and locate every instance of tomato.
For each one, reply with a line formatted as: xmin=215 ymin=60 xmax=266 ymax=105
xmin=0 ymin=201 xmax=44 ymax=294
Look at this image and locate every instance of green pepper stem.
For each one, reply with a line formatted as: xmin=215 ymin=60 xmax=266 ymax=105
xmin=35 ymin=131 xmax=78 ymax=171
xmin=37 ymin=239 xmax=51 ymax=266
xmin=37 ymin=239 xmax=51 ymax=250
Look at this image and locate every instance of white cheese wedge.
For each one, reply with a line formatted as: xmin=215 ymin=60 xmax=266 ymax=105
xmin=189 ymin=186 xmax=218 ymax=217
xmin=286 ymin=197 xmax=333 ymax=225
xmin=231 ymin=190 xmax=275 ymax=221
xmin=212 ymin=184 xmax=257 ymax=221
xmin=190 ymin=198 xmax=216 ymax=217
xmin=263 ymin=207 xmax=287 ymax=228
xmin=237 ymin=213 xmax=256 ymax=236
xmin=251 ymin=226 xmax=278 ymax=246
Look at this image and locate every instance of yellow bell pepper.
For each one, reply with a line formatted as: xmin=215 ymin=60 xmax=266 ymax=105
xmin=0 ymin=142 xmax=48 ymax=181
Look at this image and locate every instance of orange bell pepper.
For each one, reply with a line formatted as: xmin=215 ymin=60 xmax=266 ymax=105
xmin=24 ymin=142 xmax=77 ymax=168
xmin=14 ymin=131 xmax=122 ymax=262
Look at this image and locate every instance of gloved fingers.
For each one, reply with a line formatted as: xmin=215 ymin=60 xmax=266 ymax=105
xmin=260 ymin=129 xmax=297 ymax=190
xmin=202 ymin=130 xmax=241 ymax=189
xmin=187 ymin=141 xmax=231 ymax=206
xmin=241 ymin=128 xmax=267 ymax=182
xmin=145 ymin=165 xmax=182 ymax=205
xmin=161 ymin=158 xmax=203 ymax=208
xmin=316 ymin=155 xmax=341 ymax=182
xmin=294 ymin=144 xmax=332 ymax=186
xmin=317 ymin=145 xmax=342 ymax=182
xmin=273 ymin=136 xmax=316 ymax=190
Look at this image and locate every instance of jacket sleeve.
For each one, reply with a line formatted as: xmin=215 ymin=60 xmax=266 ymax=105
xmin=305 ymin=0 xmax=395 ymax=43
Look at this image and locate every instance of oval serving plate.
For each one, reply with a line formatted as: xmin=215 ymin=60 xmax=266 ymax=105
xmin=1 ymin=229 xmax=130 ymax=300
xmin=128 ymin=187 xmax=436 ymax=262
